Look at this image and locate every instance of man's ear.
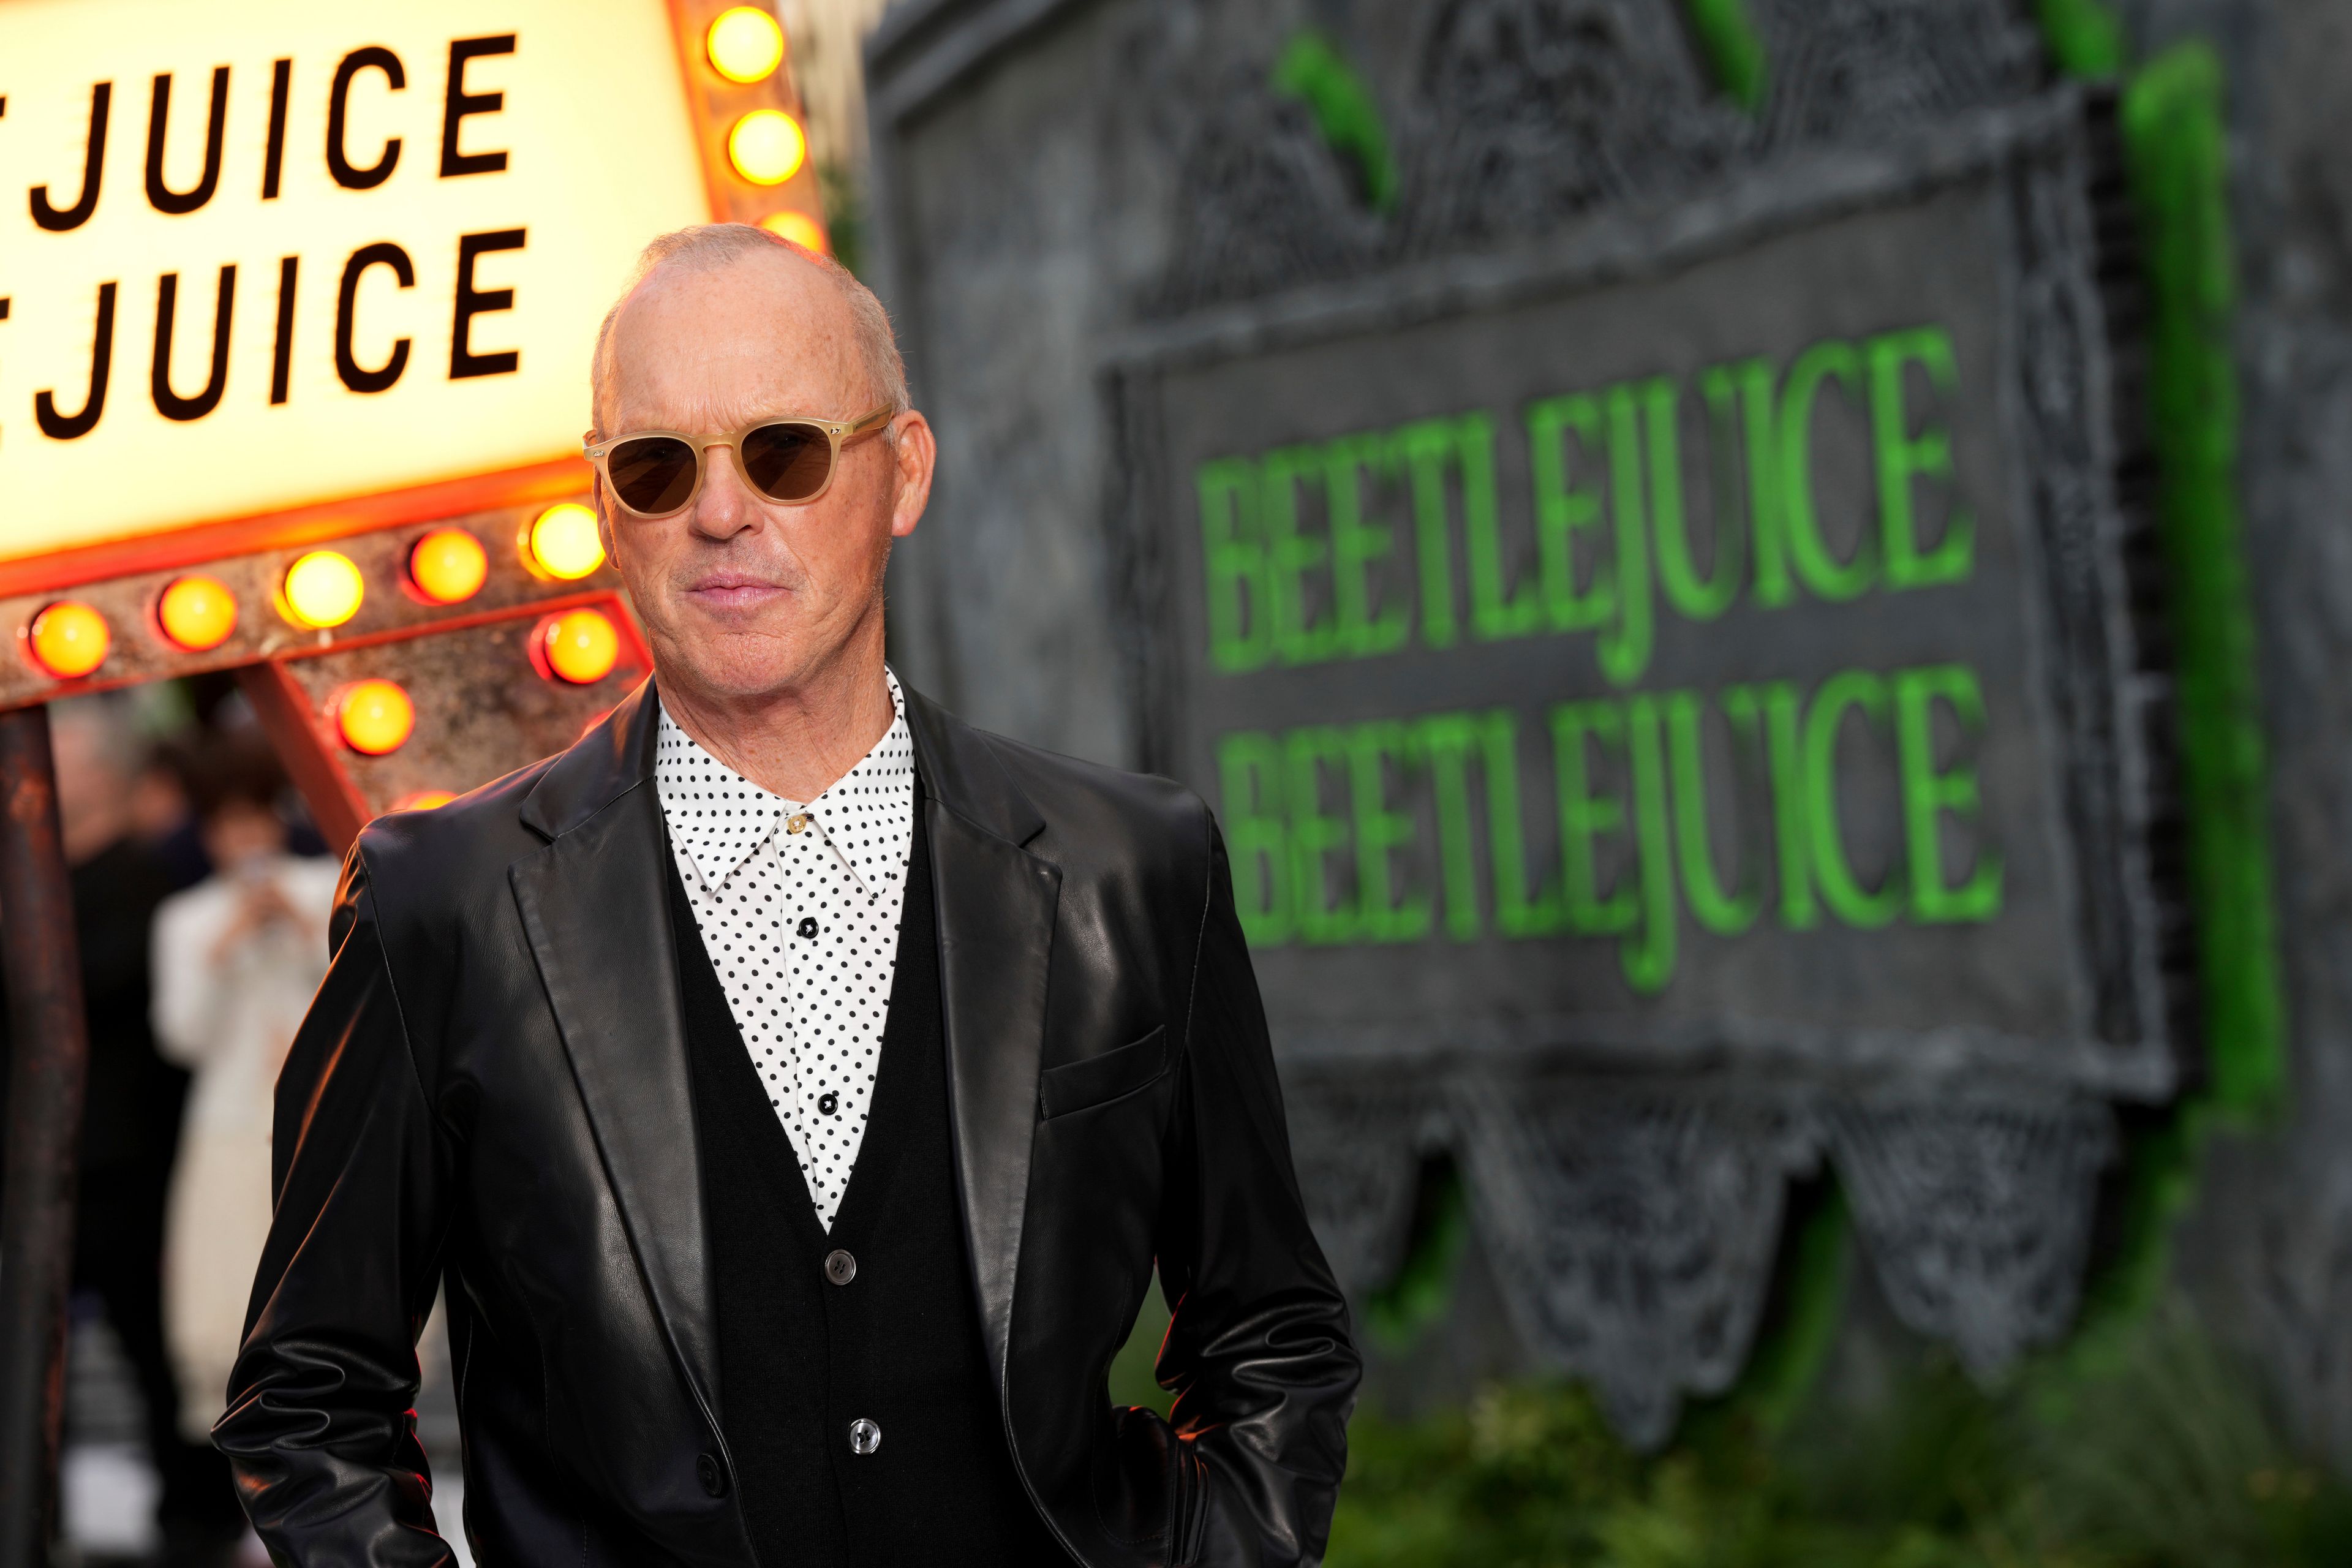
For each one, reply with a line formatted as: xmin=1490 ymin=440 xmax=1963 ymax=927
xmin=888 ymin=412 xmax=937 ymax=540
xmin=592 ymin=475 xmax=617 ymax=562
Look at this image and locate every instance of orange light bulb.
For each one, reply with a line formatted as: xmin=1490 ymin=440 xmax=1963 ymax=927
xmin=760 ymin=209 xmax=831 ymax=255
xmin=727 ymin=110 xmax=805 ymax=186
xmin=706 ymin=7 xmax=786 ymax=82
xmin=26 ymin=601 xmax=110 ymax=679
xmin=524 ymin=503 xmax=606 ymax=581
xmin=409 ymin=527 xmax=489 ymax=605
xmin=540 ymin=608 xmax=621 ymax=685
xmin=282 ymin=551 xmax=365 ymax=628
xmin=336 ymin=679 xmax=415 ymax=755
xmin=156 ymin=575 xmax=238 ymax=652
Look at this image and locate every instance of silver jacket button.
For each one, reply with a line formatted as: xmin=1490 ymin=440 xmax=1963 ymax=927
xmin=848 ymin=1417 xmax=882 ymax=1456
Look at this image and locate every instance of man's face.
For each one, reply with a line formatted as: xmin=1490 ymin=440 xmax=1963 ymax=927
xmin=595 ymin=254 xmax=931 ymax=706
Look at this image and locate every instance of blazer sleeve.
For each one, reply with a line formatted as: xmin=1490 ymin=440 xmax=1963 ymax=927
xmin=213 ymin=852 xmax=460 ymax=1567
xmin=1153 ymin=810 xmax=1361 ymax=1567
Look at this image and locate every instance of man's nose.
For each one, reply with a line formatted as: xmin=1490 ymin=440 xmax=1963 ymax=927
xmin=688 ymin=443 xmax=760 ymax=537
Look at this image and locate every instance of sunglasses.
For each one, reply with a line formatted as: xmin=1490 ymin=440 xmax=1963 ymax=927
xmin=583 ymin=406 xmax=895 ymax=518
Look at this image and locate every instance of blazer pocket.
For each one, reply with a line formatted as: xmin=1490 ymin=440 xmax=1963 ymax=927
xmin=1038 ymin=1025 xmax=1169 ymax=1120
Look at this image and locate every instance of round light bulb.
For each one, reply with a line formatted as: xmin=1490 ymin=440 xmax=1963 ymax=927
xmin=760 ymin=209 xmax=831 ymax=255
xmin=336 ymin=679 xmax=415 ymax=756
xmin=526 ymin=503 xmax=606 ymax=581
xmin=409 ymin=527 xmax=489 ymax=605
xmin=282 ymin=551 xmax=365 ymax=628
xmin=727 ymin=110 xmax=806 ymax=186
xmin=707 ymin=7 xmax=786 ymax=83
xmin=156 ymin=576 xmax=238 ymax=652
xmin=27 ymin=601 xmax=110 ymax=679
xmin=394 ymin=790 xmax=456 ymax=812
xmin=541 ymin=608 xmax=621 ymax=685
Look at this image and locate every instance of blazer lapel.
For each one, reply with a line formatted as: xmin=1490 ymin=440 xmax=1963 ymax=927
xmin=902 ymin=690 xmax=1058 ymax=1387
xmin=510 ymin=682 xmax=723 ymax=1422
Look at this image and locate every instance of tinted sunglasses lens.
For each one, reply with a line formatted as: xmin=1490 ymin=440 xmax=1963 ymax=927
xmin=741 ymin=422 xmax=834 ymax=502
xmin=606 ymin=436 xmax=699 ymax=514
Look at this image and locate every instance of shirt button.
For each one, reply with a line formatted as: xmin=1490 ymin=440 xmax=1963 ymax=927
xmin=848 ymin=1418 xmax=881 ymax=1456
xmin=696 ymin=1452 xmax=728 ymax=1497
xmin=817 ymin=1090 xmax=839 ymax=1116
xmin=797 ymin=917 xmax=820 ymax=939
xmin=786 ymin=813 xmax=809 ymax=834
xmin=824 ymin=1248 xmax=857 ymax=1286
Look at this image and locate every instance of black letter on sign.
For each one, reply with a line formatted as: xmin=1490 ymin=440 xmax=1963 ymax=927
xmin=450 ymin=228 xmax=525 ymax=379
xmin=145 ymin=67 xmax=228 ymax=214
xmin=441 ymin=36 xmax=514 ymax=177
xmin=262 ymin=58 xmax=292 ymax=199
xmin=31 ymin=82 xmax=110 ymax=231
xmin=270 ymin=256 xmax=298 ymax=405
xmin=327 ymin=47 xmax=404 ymax=190
xmin=336 ymin=243 xmax=413 ymax=393
xmin=153 ymin=265 xmax=236 ymax=420
xmin=36 ymin=282 xmax=118 ymax=439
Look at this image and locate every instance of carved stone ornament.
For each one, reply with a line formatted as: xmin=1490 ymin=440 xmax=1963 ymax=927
xmin=865 ymin=0 xmax=2182 ymax=1444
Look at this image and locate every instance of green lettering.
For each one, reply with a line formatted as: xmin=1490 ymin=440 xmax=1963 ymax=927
xmin=1649 ymin=377 xmax=1743 ymax=622
xmin=1802 ymin=669 xmax=1904 ymax=927
xmin=1599 ymin=383 xmax=1656 ymax=685
xmin=1667 ymin=690 xmax=1762 ymax=936
xmin=1527 ymin=391 xmax=1613 ymax=633
xmin=1263 ymin=445 xmax=1337 ymax=665
xmin=1216 ymin=731 xmax=1290 ymax=944
xmin=1714 ymin=359 xmax=1793 ymax=608
xmin=1894 ymin=663 xmax=2003 ymax=922
xmin=1480 ymin=709 xmax=1561 ymax=937
xmin=1325 ymin=434 xmax=1411 ymax=657
xmin=1868 ymin=326 xmax=1973 ymax=589
xmin=1740 ymin=682 xmax=1817 ymax=930
xmin=1550 ymin=700 xmax=1636 ymax=935
xmin=1456 ymin=412 xmax=1540 ymax=642
xmin=1621 ymin=694 xmax=1678 ymax=993
xmin=1347 ymin=719 xmax=1430 ymax=941
xmin=1283 ymin=726 xmax=1357 ymax=943
xmin=1198 ymin=458 xmax=1268 ymax=671
xmin=1780 ymin=339 xmax=1875 ymax=601
xmin=1390 ymin=420 xmax=1463 ymax=650
xmin=1414 ymin=712 xmax=1484 ymax=940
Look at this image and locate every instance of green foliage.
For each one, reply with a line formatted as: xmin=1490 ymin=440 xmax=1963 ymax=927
xmin=2036 ymin=0 xmax=2129 ymax=77
xmin=1678 ymin=0 xmax=1767 ymax=112
xmin=1272 ymin=32 xmax=1398 ymax=214
xmin=1326 ymin=1309 xmax=2352 ymax=1568
xmin=817 ymin=159 xmax=867 ymax=282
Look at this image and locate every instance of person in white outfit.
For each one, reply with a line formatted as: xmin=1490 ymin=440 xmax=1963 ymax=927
xmin=150 ymin=735 xmax=341 ymax=1442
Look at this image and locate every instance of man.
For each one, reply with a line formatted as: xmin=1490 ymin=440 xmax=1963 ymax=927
xmin=216 ymin=225 xmax=1359 ymax=1567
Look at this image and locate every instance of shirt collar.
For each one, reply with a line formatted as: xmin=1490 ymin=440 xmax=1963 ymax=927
xmin=655 ymin=669 xmax=910 ymax=896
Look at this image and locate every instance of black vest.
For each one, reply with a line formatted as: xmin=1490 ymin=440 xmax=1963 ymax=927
xmin=666 ymin=790 xmax=1068 ymax=1567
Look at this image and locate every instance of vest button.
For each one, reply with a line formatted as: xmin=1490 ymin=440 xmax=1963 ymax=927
xmin=824 ymin=1248 xmax=857 ymax=1286
xmin=696 ymin=1452 xmax=728 ymax=1497
xmin=848 ymin=1417 xmax=882 ymax=1456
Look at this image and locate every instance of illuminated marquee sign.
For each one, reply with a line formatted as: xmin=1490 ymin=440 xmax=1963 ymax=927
xmin=0 ymin=0 xmax=713 ymax=569
xmin=1116 ymin=97 xmax=2181 ymax=1101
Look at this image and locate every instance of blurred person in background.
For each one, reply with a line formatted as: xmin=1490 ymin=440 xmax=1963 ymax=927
xmin=150 ymin=734 xmax=337 ymax=1450
xmin=39 ymin=699 xmax=245 ymax=1558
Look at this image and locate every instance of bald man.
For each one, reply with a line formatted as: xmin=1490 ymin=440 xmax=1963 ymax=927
xmin=216 ymin=226 xmax=1358 ymax=1568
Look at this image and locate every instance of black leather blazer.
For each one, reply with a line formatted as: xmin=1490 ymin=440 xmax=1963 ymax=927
xmin=216 ymin=679 xmax=1359 ymax=1567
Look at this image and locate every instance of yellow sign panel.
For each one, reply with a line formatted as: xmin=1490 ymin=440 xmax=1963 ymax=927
xmin=0 ymin=0 xmax=710 ymax=565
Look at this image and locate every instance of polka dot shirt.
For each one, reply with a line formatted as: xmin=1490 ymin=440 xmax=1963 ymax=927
xmin=655 ymin=671 xmax=914 ymax=1231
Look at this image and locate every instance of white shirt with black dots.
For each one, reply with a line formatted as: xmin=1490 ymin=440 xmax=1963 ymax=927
xmin=654 ymin=671 xmax=915 ymax=1231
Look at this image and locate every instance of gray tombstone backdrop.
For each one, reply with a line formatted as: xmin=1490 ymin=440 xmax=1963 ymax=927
xmin=865 ymin=0 xmax=2352 ymax=1461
